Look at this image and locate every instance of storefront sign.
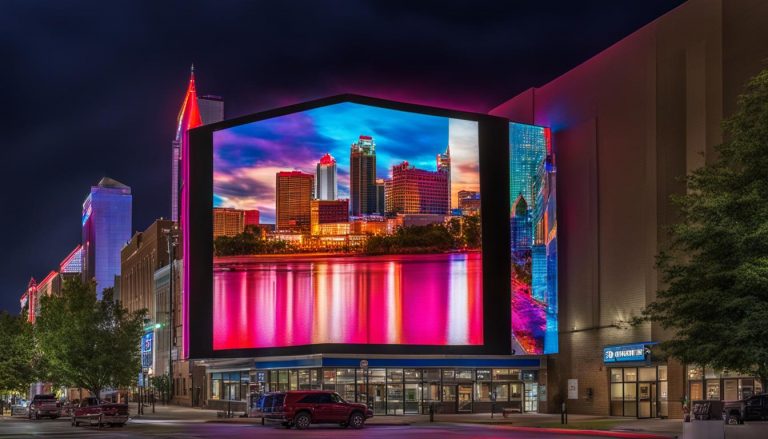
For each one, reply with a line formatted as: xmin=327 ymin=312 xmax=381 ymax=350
xmin=603 ymin=343 xmax=651 ymax=363
xmin=567 ymin=379 xmax=578 ymax=399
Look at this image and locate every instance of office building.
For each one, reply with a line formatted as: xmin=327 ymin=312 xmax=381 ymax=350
xmin=81 ymin=177 xmax=132 ymax=297
xmin=244 ymin=210 xmax=260 ymax=228
xmin=276 ymin=171 xmax=314 ymax=232
xmin=212 ymin=208 xmax=245 ymax=238
xmin=457 ymin=190 xmax=481 ymax=213
xmin=375 ymin=178 xmax=386 ymax=215
xmin=386 ymin=161 xmax=449 ymax=215
xmin=349 ymin=135 xmax=377 ymax=216
xmin=120 ymin=219 xmax=174 ymax=317
xmin=315 ymin=153 xmax=338 ymax=201
xmin=310 ymin=199 xmax=349 ymax=235
xmin=199 ymin=95 xmax=225 ymax=125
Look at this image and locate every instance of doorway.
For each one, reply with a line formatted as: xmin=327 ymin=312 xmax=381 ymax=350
xmin=638 ymin=382 xmax=656 ymax=418
xmin=457 ymin=384 xmax=473 ymax=412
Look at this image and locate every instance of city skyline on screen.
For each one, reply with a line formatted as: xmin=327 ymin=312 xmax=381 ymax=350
xmin=213 ymin=102 xmax=479 ymax=224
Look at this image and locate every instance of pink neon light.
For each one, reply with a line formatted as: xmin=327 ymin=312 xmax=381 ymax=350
xmin=213 ymin=253 xmax=483 ymax=350
xmin=180 ymin=67 xmax=202 ymax=358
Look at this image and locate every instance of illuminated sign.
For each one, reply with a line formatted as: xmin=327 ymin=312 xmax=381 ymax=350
xmin=603 ymin=343 xmax=652 ymax=363
xmin=212 ymin=101 xmax=483 ymax=350
xmin=141 ymin=332 xmax=153 ymax=368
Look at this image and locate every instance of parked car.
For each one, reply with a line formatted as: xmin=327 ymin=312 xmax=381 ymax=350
xmin=28 ymin=394 xmax=60 ymax=420
xmin=60 ymin=399 xmax=79 ymax=417
xmin=263 ymin=390 xmax=373 ymax=430
xmin=71 ymin=397 xmax=129 ymax=427
xmin=723 ymin=393 xmax=768 ymax=424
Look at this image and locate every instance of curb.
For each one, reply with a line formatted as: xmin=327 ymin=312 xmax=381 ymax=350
xmin=488 ymin=426 xmax=673 ymax=438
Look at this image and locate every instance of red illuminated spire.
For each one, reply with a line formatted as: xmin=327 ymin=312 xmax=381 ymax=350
xmin=319 ymin=153 xmax=336 ymax=165
xmin=175 ymin=64 xmax=203 ymax=142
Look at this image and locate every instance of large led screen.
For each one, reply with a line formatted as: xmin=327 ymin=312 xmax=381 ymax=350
xmin=212 ymin=102 xmax=483 ymax=350
xmin=510 ymin=123 xmax=558 ymax=355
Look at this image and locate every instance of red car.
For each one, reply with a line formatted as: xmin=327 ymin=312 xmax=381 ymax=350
xmin=71 ymin=397 xmax=129 ymax=428
xmin=28 ymin=394 xmax=60 ymax=420
xmin=263 ymin=390 xmax=373 ymax=429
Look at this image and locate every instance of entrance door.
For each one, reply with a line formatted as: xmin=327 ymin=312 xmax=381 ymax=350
xmin=404 ymin=384 xmax=419 ymax=414
xmin=368 ymin=383 xmax=386 ymax=415
xmin=523 ymin=383 xmax=538 ymax=413
xmin=457 ymin=384 xmax=473 ymax=412
xmin=638 ymin=382 xmax=656 ymax=418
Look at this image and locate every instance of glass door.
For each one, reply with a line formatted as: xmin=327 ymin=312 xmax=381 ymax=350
xmin=523 ymin=383 xmax=538 ymax=412
xmin=404 ymin=384 xmax=420 ymax=414
xmin=457 ymin=384 xmax=473 ymax=412
xmin=638 ymin=382 xmax=656 ymax=418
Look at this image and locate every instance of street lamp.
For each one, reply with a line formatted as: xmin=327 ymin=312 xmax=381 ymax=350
xmin=162 ymin=226 xmax=179 ymax=403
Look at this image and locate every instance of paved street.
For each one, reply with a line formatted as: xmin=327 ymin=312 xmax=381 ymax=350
xmin=0 ymin=417 xmax=658 ymax=439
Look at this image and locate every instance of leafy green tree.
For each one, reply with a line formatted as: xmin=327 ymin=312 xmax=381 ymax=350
xmin=0 ymin=312 xmax=36 ymax=394
xmin=462 ymin=215 xmax=482 ymax=248
xmin=150 ymin=374 xmax=170 ymax=404
xmin=639 ymin=69 xmax=768 ymax=386
xmin=36 ymin=278 xmax=145 ymax=398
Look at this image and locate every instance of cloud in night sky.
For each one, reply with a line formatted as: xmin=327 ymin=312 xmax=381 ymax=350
xmin=213 ymin=102 xmax=479 ymax=223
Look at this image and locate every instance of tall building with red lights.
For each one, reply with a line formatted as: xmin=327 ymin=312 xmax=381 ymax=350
xmin=172 ymin=67 xmax=224 ymax=222
xmin=385 ymin=160 xmax=450 ymax=215
xmin=244 ymin=209 xmax=260 ymax=228
xmin=315 ymin=153 xmax=337 ymax=201
xmin=276 ymin=171 xmax=314 ymax=232
xmin=349 ymin=135 xmax=377 ymax=216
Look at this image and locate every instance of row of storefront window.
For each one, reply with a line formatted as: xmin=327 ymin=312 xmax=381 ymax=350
xmin=609 ymin=365 xmax=669 ymax=418
xmin=686 ymin=366 xmax=763 ymax=401
xmin=209 ymin=368 xmax=539 ymax=415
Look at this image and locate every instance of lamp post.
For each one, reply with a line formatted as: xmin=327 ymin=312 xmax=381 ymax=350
xmin=162 ymin=226 xmax=179 ymax=403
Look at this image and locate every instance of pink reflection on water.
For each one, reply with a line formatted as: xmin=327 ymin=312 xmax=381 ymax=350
xmin=213 ymin=253 xmax=483 ymax=350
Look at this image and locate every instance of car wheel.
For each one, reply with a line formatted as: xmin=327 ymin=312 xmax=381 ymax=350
xmin=348 ymin=412 xmax=365 ymax=429
xmin=294 ymin=412 xmax=311 ymax=430
xmin=727 ymin=414 xmax=740 ymax=425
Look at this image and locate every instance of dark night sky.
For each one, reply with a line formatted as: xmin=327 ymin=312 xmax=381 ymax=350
xmin=0 ymin=0 xmax=685 ymax=313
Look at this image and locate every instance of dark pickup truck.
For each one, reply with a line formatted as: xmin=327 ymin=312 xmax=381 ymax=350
xmin=723 ymin=393 xmax=768 ymax=424
xmin=28 ymin=394 xmax=60 ymax=420
xmin=71 ymin=396 xmax=129 ymax=427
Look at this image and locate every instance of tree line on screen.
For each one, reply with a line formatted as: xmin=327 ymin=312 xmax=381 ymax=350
xmin=213 ymin=216 xmax=481 ymax=257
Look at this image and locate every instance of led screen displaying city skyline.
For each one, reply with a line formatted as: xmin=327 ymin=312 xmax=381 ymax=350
xmin=510 ymin=123 xmax=558 ymax=355
xmin=211 ymin=102 xmax=483 ymax=350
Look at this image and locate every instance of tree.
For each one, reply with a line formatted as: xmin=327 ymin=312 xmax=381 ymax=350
xmin=0 ymin=312 xmax=36 ymax=394
xmin=462 ymin=215 xmax=482 ymax=248
xmin=150 ymin=374 xmax=170 ymax=404
xmin=639 ymin=69 xmax=768 ymax=386
xmin=36 ymin=278 xmax=145 ymax=398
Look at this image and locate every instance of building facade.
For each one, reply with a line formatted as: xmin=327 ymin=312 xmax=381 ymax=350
xmin=81 ymin=177 xmax=132 ymax=297
xmin=385 ymin=161 xmax=449 ymax=215
xmin=275 ymin=171 xmax=314 ymax=232
xmin=315 ymin=153 xmax=338 ymax=201
xmin=491 ymin=0 xmax=768 ymax=419
xmin=349 ymin=135 xmax=377 ymax=216
xmin=212 ymin=208 xmax=245 ymax=238
xmin=310 ymin=199 xmax=349 ymax=235
xmin=120 ymin=219 xmax=173 ymax=317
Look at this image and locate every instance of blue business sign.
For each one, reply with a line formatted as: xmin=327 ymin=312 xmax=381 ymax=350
xmin=603 ymin=343 xmax=652 ymax=363
xmin=141 ymin=332 xmax=153 ymax=368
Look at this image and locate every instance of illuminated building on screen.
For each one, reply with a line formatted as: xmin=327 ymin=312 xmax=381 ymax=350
xmin=310 ymin=199 xmax=349 ymax=235
xmin=315 ymin=153 xmax=338 ymax=201
xmin=81 ymin=177 xmax=132 ymax=297
xmin=385 ymin=160 xmax=449 ymax=215
xmin=458 ymin=190 xmax=481 ymax=213
xmin=276 ymin=171 xmax=314 ymax=232
xmin=509 ymin=124 xmax=547 ymax=210
xmin=375 ymin=178 xmax=386 ymax=214
xmin=349 ymin=135 xmax=377 ymax=216
xmin=213 ymin=207 xmax=245 ymax=237
xmin=244 ymin=209 xmax=260 ymax=228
